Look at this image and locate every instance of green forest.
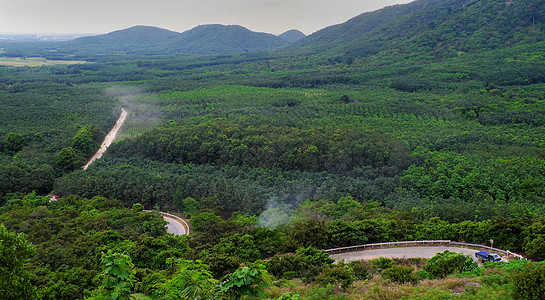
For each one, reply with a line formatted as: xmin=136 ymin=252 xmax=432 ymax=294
xmin=2 ymin=0 xmax=545 ymax=299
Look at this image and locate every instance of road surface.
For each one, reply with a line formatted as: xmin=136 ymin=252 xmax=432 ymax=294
xmin=330 ymin=246 xmax=505 ymax=262
xmin=82 ymin=108 xmax=127 ymax=170
xmin=163 ymin=215 xmax=188 ymax=235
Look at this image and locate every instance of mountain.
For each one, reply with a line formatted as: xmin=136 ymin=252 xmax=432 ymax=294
xmin=60 ymin=24 xmax=288 ymax=55
xmin=278 ymin=29 xmax=306 ymax=43
xmin=288 ymin=0 xmax=545 ymax=59
xmin=66 ymin=25 xmax=181 ymax=52
xmin=164 ymin=24 xmax=288 ymax=54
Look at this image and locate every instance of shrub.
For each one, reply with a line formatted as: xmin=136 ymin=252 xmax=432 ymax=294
xmin=382 ymin=265 xmax=419 ymax=284
xmin=512 ymin=263 xmax=545 ymax=300
xmin=265 ymin=246 xmax=333 ymax=281
xmin=423 ymin=251 xmax=477 ymax=278
xmin=314 ymin=264 xmax=355 ymax=291
xmin=220 ymin=263 xmax=273 ymax=299
xmin=348 ymin=260 xmax=372 ymax=281
xmin=370 ymin=257 xmax=395 ymax=272
xmin=132 ymin=203 xmax=144 ymax=212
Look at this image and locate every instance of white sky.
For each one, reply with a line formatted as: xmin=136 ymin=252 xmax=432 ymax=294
xmin=0 ymin=0 xmax=414 ymax=35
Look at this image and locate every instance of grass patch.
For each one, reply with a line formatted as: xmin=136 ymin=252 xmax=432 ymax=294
xmin=0 ymin=56 xmax=86 ymax=67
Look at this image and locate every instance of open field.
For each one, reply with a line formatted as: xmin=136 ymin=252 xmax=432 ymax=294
xmin=0 ymin=56 xmax=86 ymax=67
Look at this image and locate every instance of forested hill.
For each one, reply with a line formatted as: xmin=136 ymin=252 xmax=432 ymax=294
xmin=66 ymin=25 xmax=181 ymax=51
xmin=36 ymin=24 xmax=289 ymax=56
xmin=164 ymin=24 xmax=288 ymax=54
xmin=288 ymin=0 xmax=545 ymax=59
xmin=278 ymin=29 xmax=306 ymax=43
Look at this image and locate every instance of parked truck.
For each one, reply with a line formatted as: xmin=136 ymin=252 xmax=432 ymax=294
xmin=475 ymin=250 xmax=502 ymax=262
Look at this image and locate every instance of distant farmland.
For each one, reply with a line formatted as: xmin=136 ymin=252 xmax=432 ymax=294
xmin=0 ymin=57 xmax=86 ymax=67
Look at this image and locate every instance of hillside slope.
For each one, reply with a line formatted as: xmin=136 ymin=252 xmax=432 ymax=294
xmin=66 ymin=25 xmax=181 ymax=52
xmin=288 ymin=0 xmax=545 ymax=59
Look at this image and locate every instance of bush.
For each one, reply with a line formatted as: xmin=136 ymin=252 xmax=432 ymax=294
xmin=512 ymin=263 xmax=545 ymax=300
xmin=132 ymin=203 xmax=144 ymax=212
xmin=220 ymin=263 xmax=273 ymax=299
xmin=370 ymin=257 xmax=395 ymax=272
xmin=423 ymin=251 xmax=478 ymax=279
xmin=382 ymin=265 xmax=419 ymax=284
xmin=314 ymin=264 xmax=355 ymax=291
xmin=348 ymin=260 xmax=372 ymax=281
xmin=264 ymin=247 xmax=333 ymax=283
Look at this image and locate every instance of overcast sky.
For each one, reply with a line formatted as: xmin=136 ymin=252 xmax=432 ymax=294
xmin=0 ymin=0 xmax=414 ymax=35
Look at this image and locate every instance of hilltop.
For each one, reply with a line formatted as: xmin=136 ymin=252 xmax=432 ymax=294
xmin=66 ymin=25 xmax=180 ymax=52
xmin=164 ymin=24 xmax=288 ymax=54
xmin=278 ymin=29 xmax=306 ymax=43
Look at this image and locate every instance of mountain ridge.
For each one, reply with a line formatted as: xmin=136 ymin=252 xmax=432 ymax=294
xmin=62 ymin=24 xmax=291 ymax=55
xmin=287 ymin=0 xmax=545 ymax=60
xmin=164 ymin=24 xmax=288 ymax=54
xmin=67 ymin=25 xmax=181 ymax=51
xmin=2 ymin=0 xmax=544 ymax=59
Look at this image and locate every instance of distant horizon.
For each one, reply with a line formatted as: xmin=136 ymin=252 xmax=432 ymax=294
xmin=0 ymin=25 xmax=306 ymax=40
xmin=0 ymin=0 xmax=414 ymax=36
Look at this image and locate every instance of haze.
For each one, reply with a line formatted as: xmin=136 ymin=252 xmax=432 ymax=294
xmin=0 ymin=0 xmax=413 ymax=35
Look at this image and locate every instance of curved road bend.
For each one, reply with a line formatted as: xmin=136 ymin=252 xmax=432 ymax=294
xmin=163 ymin=215 xmax=188 ymax=235
xmin=330 ymin=246 xmax=506 ymax=263
xmin=82 ymin=108 xmax=128 ymax=170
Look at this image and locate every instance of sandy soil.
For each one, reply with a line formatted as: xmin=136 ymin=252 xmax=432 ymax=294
xmin=82 ymin=108 xmax=127 ymax=170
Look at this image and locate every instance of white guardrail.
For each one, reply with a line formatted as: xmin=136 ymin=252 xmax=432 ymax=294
xmin=325 ymin=240 xmax=527 ymax=260
xmin=143 ymin=210 xmax=190 ymax=235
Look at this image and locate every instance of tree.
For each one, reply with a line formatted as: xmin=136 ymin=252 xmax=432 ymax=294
xmin=72 ymin=125 xmax=97 ymax=156
xmin=220 ymin=263 xmax=273 ymax=299
xmin=93 ymin=250 xmax=136 ymax=300
xmin=154 ymin=259 xmax=219 ymax=300
xmin=332 ymin=195 xmax=361 ymax=218
xmin=4 ymin=132 xmax=26 ymax=154
xmin=0 ymin=224 xmax=37 ymax=300
xmin=132 ymin=203 xmax=145 ymax=212
xmin=57 ymin=147 xmax=79 ymax=171
xmin=283 ymin=219 xmax=327 ymax=251
xmin=173 ymin=192 xmax=199 ymax=217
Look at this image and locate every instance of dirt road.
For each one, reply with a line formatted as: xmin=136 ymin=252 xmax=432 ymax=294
xmin=82 ymin=108 xmax=127 ymax=170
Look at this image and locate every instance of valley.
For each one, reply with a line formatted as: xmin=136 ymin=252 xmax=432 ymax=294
xmin=1 ymin=0 xmax=545 ymax=299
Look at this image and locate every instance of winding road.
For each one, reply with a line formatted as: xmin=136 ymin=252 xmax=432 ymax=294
xmin=142 ymin=210 xmax=190 ymax=236
xmin=163 ymin=215 xmax=189 ymax=235
xmin=330 ymin=246 xmax=508 ymax=263
xmin=331 ymin=246 xmax=482 ymax=262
